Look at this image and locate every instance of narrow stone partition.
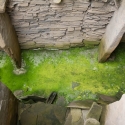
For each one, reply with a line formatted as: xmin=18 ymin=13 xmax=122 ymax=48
xmin=98 ymin=0 xmax=125 ymax=62
xmin=0 ymin=0 xmax=21 ymax=68
xmin=102 ymin=94 xmax=125 ymax=125
xmin=0 ymin=13 xmax=21 ymax=68
xmin=0 ymin=82 xmax=18 ymax=125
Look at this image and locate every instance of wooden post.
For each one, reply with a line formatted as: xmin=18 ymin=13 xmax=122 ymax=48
xmin=98 ymin=0 xmax=125 ymax=62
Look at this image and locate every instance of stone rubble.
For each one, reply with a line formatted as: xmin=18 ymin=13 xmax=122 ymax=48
xmin=6 ymin=0 xmax=117 ymax=49
xmin=65 ymin=101 xmax=102 ymax=125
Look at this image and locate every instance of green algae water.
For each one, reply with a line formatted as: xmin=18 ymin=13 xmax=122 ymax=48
xmin=0 ymin=43 xmax=125 ymax=103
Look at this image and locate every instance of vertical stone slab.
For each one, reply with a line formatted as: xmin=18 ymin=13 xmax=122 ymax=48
xmin=103 ymin=94 xmax=125 ymax=125
xmin=98 ymin=0 xmax=125 ymax=62
xmin=0 ymin=82 xmax=18 ymax=125
xmin=0 ymin=13 xmax=21 ymax=68
xmin=0 ymin=0 xmax=7 ymax=13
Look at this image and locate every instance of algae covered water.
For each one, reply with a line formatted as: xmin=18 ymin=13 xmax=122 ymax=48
xmin=0 ymin=43 xmax=125 ymax=103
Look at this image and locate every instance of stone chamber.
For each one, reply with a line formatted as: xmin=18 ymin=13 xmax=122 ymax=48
xmin=1 ymin=0 xmax=125 ymax=125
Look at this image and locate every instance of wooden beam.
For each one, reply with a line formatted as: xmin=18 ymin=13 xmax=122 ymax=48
xmin=98 ymin=0 xmax=125 ymax=62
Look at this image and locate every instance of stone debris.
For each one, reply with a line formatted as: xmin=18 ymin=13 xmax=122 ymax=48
xmin=0 ymin=0 xmax=7 ymax=13
xmin=85 ymin=118 xmax=100 ymax=125
xmin=19 ymin=102 xmax=67 ymax=125
xmin=0 ymin=82 xmax=18 ymax=125
xmin=6 ymin=0 xmax=117 ymax=49
xmin=18 ymin=93 xmax=124 ymax=125
xmin=98 ymin=0 xmax=125 ymax=62
xmin=65 ymin=100 xmax=103 ymax=125
xmin=86 ymin=102 xmax=102 ymax=121
xmin=14 ymin=90 xmax=23 ymax=97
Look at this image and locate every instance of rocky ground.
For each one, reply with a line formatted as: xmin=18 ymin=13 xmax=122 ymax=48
xmin=16 ymin=91 xmax=123 ymax=125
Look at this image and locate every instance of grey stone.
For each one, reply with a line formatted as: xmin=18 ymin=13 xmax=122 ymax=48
xmin=64 ymin=111 xmax=72 ymax=125
xmin=67 ymin=100 xmax=94 ymax=109
xmin=61 ymin=16 xmax=83 ymax=21
xmin=82 ymin=110 xmax=89 ymax=120
xmin=20 ymin=102 xmax=67 ymax=125
xmin=97 ymin=93 xmax=117 ymax=104
xmin=83 ymin=40 xmax=100 ymax=45
xmin=84 ymin=118 xmax=100 ymax=125
xmin=86 ymin=102 xmax=102 ymax=121
xmin=98 ymin=0 xmax=125 ymax=62
xmin=91 ymin=1 xmax=104 ymax=8
xmin=71 ymin=108 xmax=82 ymax=123
xmin=103 ymin=94 xmax=125 ymax=125
xmin=0 ymin=13 xmax=21 ymax=68
xmin=0 ymin=0 xmax=7 ymax=13
xmin=56 ymin=96 xmax=66 ymax=106
xmin=14 ymin=90 xmax=23 ymax=97
xmin=64 ymin=108 xmax=84 ymax=125
xmin=0 ymin=82 xmax=18 ymax=125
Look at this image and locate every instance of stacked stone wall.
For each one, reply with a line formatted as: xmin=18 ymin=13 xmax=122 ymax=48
xmin=7 ymin=0 xmax=117 ymax=49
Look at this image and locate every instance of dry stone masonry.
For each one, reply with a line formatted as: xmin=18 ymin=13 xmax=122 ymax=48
xmin=7 ymin=0 xmax=117 ymax=49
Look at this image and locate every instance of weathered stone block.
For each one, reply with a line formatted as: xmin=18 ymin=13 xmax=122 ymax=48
xmin=85 ymin=118 xmax=100 ymax=125
xmin=0 ymin=0 xmax=7 ymax=13
xmin=91 ymin=1 xmax=104 ymax=8
xmin=83 ymin=40 xmax=100 ymax=45
xmin=0 ymin=82 xmax=18 ymax=125
xmin=0 ymin=13 xmax=21 ymax=68
xmin=103 ymin=94 xmax=125 ymax=125
xmin=98 ymin=0 xmax=125 ymax=62
xmin=86 ymin=102 xmax=102 ymax=121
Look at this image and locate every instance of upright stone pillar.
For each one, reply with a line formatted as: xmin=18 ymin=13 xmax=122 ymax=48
xmin=0 ymin=0 xmax=21 ymax=68
xmin=98 ymin=0 xmax=125 ymax=62
xmin=0 ymin=82 xmax=18 ymax=125
xmin=102 ymin=94 xmax=125 ymax=125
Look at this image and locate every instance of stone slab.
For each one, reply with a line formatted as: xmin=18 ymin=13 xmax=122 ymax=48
xmin=0 ymin=13 xmax=21 ymax=68
xmin=104 ymin=94 xmax=125 ymax=125
xmin=0 ymin=0 xmax=7 ymax=13
xmin=86 ymin=102 xmax=102 ymax=121
xmin=98 ymin=0 xmax=125 ymax=62
xmin=0 ymin=82 xmax=18 ymax=125
xmin=20 ymin=102 xmax=67 ymax=125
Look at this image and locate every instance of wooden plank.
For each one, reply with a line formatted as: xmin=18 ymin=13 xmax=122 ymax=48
xmin=98 ymin=0 xmax=125 ymax=62
xmin=0 ymin=82 xmax=18 ymax=125
xmin=0 ymin=13 xmax=21 ymax=68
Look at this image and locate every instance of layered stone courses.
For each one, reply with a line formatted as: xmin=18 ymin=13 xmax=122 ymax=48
xmin=7 ymin=0 xmax=117 ymax=49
